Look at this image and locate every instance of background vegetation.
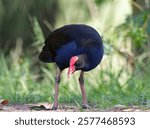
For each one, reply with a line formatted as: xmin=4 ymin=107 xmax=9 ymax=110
xmin=0 ymin=0 xmax=150 ymax=109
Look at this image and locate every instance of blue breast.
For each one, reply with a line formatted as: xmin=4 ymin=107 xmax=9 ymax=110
xmin=55 ymin=41 xmax=82 ymax=69
xmin=54 ymin=40 xmax=103 ymax=70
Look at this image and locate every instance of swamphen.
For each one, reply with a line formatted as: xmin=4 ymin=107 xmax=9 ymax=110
xmin=39 ymin=24 xmax=104 ymax=110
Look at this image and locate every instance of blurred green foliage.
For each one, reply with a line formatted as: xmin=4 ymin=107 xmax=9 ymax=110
xmin=95 ymin=0 xmax=114 ymax=5
xmin=0 ymin=0 xmax=150 ymax=109
xmin=0 ymin=0 xmax=58 ymax=51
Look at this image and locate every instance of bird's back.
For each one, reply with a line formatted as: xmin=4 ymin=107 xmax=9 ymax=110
xmin=39 ymin=24 xmax=103 ymax=70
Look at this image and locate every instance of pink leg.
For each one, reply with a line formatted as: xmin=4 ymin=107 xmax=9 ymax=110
xmin=79 ymin=71 xmax=89 ymax=109
xmin=52 ymin=68 xmax=61 ymax=110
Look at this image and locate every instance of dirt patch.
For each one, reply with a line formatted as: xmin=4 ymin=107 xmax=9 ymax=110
xmin=0 ymin=103 xmax=150 ymax=112
xmin=0 ymin=103 xmax=99 ymax=112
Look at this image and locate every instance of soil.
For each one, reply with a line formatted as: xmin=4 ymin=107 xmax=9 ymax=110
xmin=0 ymin=103 xmax=150 ymax=112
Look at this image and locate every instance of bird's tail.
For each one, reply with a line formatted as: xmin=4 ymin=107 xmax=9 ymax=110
xmin=39 ymin=51 xmax=54 ymax=63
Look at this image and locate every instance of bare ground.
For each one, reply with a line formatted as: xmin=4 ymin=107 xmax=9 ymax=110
xmin=1 ymin=103 xmax=150 ymax=112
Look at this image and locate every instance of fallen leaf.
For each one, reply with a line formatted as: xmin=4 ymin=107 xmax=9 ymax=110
xmin=29 ymin=105 xmax=47 ymax=110
xmin=29 ymin=103 xmax=51 ymax=111
xmin=0 ymin=99 xmax=9 ymax=105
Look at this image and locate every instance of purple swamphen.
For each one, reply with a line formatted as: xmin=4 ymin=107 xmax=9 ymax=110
xmin=39 ymin=24 xmax=104 ymax=110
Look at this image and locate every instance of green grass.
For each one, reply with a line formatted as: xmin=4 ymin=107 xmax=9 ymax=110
xmin=0 ymin=50 xmax=150 ymax=109
xmin=1 ymin=17 xmax=150 ymax=109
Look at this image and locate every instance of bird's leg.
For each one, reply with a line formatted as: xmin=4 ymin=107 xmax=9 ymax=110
xmin=79 ymin=71 xmax=89 ymax=109
xmin=52 ymin=68 xmax=61 ymax=110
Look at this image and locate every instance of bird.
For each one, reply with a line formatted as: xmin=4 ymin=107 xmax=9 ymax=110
xmin=39 ymin=24 xmax=104 ymax=110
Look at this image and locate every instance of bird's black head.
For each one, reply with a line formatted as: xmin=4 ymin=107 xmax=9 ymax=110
xmin=68 ymin=54 xmax=89 ymax=77
xmin=74 ymin=54 xmax=89 ymax=70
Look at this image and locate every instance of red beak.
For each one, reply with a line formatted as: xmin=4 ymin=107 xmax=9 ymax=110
xmin=68 ymin=65 xmax=76 ymax=78
xmin=67 ymin=56 xmax=78 ymax=78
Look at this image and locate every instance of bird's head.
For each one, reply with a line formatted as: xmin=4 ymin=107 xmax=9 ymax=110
xmin=68 ymin=54 xmax=88 ymax=78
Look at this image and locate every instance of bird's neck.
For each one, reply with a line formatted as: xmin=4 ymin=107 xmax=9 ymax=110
xmin=84 ymin=46 xmax=104 ymax=71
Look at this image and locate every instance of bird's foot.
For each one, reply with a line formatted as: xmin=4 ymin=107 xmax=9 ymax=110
xmin=81 ymin=104 xmax=90 ymax=109
xmin=52 ymin=106 xmax=58 ymax=110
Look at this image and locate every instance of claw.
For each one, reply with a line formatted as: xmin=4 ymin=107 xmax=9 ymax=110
xmin=52 ymin=106 xmax=58 ymax=110
xmin=82 ymin=104 xmax=90 ymax=109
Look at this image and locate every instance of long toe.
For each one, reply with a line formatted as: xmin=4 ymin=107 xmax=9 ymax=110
xmin=82 ymin=104 xmax=90 ymax=109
